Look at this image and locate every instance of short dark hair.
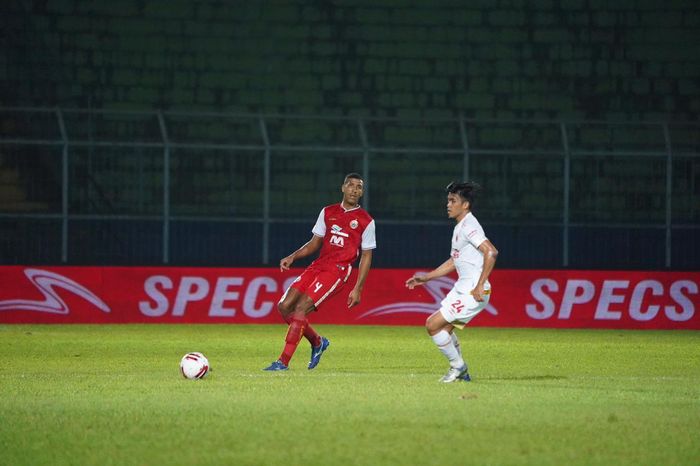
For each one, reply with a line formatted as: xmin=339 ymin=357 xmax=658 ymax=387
xmin=446 ymin=181 xmax=481 ymax=207
xmin=344 ymin=173 xmax=363 ymax=184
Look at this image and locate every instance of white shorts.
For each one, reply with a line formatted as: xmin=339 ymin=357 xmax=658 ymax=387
xmin=438 ymin=287 xmax=491 ymax=329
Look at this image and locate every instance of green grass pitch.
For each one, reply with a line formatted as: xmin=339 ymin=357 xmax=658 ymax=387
xmin=1 ymin=324 xmax=699 ymax=466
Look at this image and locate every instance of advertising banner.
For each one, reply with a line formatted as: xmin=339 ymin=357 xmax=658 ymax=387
xmin=0 ymin=266 xmax=698 ymax=329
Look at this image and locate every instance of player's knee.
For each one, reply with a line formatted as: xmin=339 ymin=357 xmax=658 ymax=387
xmin=425 ymin=315 xmax=441 ymax=336
xmin=277 ymin=300 xmax=292 ymax=316
xmin=425 ymin=316 xmax=434 ymax=334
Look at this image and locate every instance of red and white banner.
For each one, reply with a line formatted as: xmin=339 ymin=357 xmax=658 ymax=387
xmin=0 ymin=266 xmax=698 ymax=329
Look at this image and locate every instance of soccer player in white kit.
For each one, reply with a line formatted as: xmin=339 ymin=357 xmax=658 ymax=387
xmin=406 ymin=181 xmax=498 ymax=383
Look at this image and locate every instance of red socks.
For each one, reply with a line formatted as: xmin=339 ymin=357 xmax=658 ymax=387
xmin=302 ymin=324 xmax=322 ymax=348
xmin=282 ymin=314 xmax=322 ymax=348
xmin=279 ymin=315 xmax=307 ymax=366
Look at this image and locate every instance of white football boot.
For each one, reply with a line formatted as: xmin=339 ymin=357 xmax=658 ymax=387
xmin=439 ymin=364 xmax=470 ymax=383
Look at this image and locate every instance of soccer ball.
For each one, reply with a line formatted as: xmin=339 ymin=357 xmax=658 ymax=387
xmin=180 ymin=352 xmax=210 ymax=380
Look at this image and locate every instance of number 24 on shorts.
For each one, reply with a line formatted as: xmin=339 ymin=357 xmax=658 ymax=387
xmin=451 ymin=300 xmax=465 ymax=312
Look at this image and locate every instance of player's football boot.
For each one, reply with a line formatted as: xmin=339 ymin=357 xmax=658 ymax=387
xmin=308 ymin=337 xmax=330 ymax=370
xmin=439 ymin=364 xmax=469 ymax=383
xmin=263 ymin=360 xmax=288 ymax=371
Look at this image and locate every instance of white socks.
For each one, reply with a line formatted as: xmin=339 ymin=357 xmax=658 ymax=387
xmin=451 ymin=332 xmax=462 ymax=357
xmin=431 ymin=330 xmax=465 ymax=369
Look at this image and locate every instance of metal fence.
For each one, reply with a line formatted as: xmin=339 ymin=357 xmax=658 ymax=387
xmin=0 ymin=107 xmax=698 ymax=269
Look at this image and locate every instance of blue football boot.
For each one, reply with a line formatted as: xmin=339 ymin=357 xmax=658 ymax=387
xmin=263 ymin=360 xmax=288 ymax=371
xmin=308 ymin=337 xmax=330 ymax=370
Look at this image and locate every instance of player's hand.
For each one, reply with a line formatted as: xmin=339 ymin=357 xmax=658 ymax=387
xmin=279 ymin=255 xmax=294 ymax=272
xmin=405 ymin=273 xmax=429 ymax=290
xmin=347 ymin=288 xmax=361 ymax=308
xmin=470 ymin=284 xmax=485 ymax=302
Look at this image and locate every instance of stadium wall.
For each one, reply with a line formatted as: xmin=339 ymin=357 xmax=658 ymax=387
xmin=3 ymin=0 xmax=700 ymax=121
xmin=1 ymin=266 xmax=698 ymax=329
xmin=5 ymin=218 xmax=697 ymax=270
xmin=2 ymin=1 xmax=699 ymax=270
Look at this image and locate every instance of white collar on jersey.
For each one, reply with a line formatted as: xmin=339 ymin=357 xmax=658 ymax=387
xmin=340 ymin=202 xmax=361 ymax=213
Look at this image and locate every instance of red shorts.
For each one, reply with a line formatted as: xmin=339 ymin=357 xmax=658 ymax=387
xmin=285 ymin=264 xmax=353 ymax=308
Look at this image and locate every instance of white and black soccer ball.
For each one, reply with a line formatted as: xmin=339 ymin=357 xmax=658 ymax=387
xmin=180 ymin=352 xmax=210 ymax=380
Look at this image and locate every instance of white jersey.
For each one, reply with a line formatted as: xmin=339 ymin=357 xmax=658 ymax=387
xmin=450 ymin=212 xmax=490 ymax=293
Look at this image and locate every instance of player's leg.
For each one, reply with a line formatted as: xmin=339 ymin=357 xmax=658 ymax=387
xmin=427 ymin=290 xmax=470 ymax=382
xmin=451 ymin=331 xmax=462 ymax=358
xmin=447 ymin=290 xmax=491 ymax=362
xmin=266 ymin=269 xmax=339 ymax=370
xmin=304 ymin=270 xmax=344 ymax=369
xmin=265 ymin=274 xmax=313 ymax=370
xmin=277 ymin=286 xmax=299 ymax=317
xmin=430 ymin=289 xmax=492 ymax=381
xmin=302 ymin=322 xmax=322 ymax=346
xmin=278 ymin=287 xmax=322 ymax=347
xmin=276 ymin=294 xmax=316 ymax=366
xmin=426 ymin=311 xmax=466 ymax=371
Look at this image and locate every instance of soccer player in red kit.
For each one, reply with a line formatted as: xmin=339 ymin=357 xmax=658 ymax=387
xmin=264 ymin=173 xmax=376 ymax=371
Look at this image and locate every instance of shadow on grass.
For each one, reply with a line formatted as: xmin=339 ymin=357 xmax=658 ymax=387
xmin=481 ymin=375 xmax=568 ymax=381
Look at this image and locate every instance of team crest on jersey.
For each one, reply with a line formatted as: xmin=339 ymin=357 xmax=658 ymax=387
xmin=350 ymin=219 xmax=359 ymax=229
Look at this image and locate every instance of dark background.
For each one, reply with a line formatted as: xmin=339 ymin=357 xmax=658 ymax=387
xmin=1 ymin=0 xmax=698 ymax=269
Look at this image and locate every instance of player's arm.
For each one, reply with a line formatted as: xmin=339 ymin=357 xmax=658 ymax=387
xmin=347 ymin=248 xmax=373 ymax=308
xmin=279 ymin=235 xmax=323 ymax=272
xmin=405 ymin=257 xmax=456 ymax=289
xmin=470 ymin=239 xmax=498 ymax=302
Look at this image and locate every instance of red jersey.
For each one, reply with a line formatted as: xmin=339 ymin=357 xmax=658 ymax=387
xmin=309 ymin=203 xmax=376 ymax=270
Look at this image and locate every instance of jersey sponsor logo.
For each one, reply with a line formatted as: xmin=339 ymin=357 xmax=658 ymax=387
xmin=0 ymin=268 xmax=111 ymax=315
xmin=330 ymin=224 xmax=349 ymax=237
xmin=329 ymin=224 xmax=349 ymax=247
